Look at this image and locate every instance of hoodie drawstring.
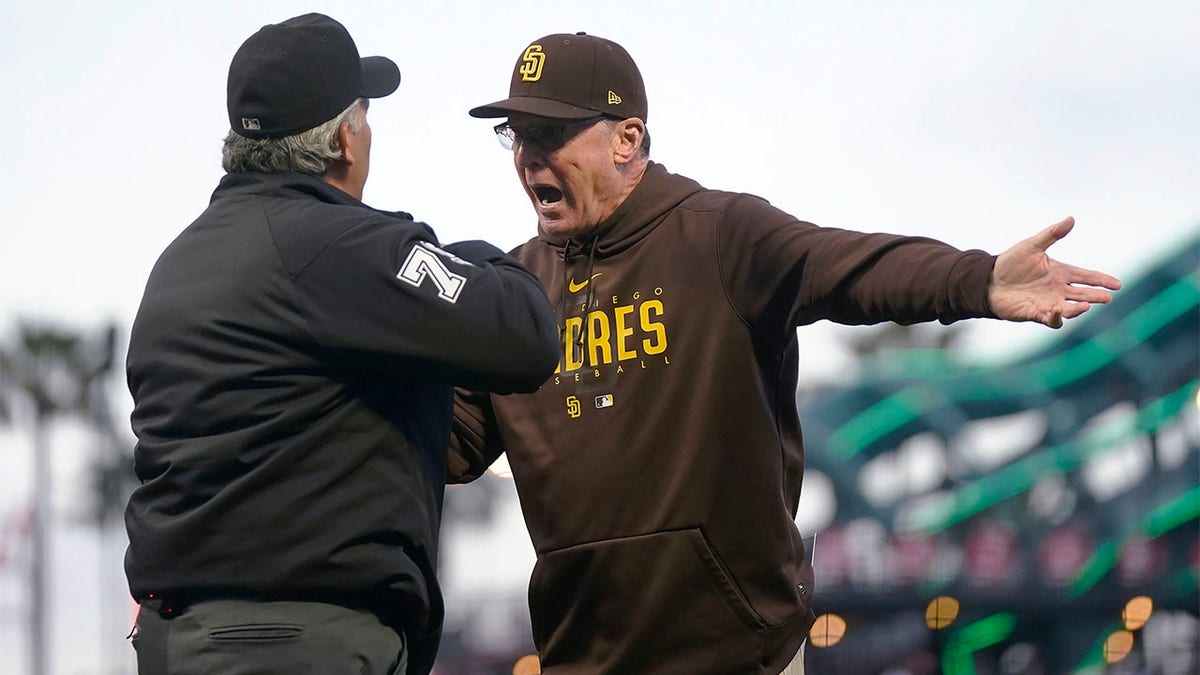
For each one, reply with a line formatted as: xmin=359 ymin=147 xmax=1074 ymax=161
xmin=577 ymin=238 xmax=598 ymax=355
xmin=560 ymin=243 xmax=571 ymax=348
xmin=561 ymin=238 xmax=599 ymax=364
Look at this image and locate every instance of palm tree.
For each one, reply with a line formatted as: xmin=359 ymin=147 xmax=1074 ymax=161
xmin=0 ymin=321 xmax=122 ymax=675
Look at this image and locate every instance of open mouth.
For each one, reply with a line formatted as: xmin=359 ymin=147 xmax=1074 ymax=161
xmin=532 ymin=185 xmax=563 ymax=206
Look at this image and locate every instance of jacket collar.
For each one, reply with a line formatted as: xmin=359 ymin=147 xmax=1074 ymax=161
xmin=212 ymin=171 xmax=414 ymax=221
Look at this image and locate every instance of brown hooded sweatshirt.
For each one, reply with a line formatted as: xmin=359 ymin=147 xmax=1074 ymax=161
xmin=450 ymin=162 xmax=996 ymax=674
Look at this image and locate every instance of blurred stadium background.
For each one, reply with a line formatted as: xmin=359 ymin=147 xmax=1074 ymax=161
xmin=0 ymin=235 xmax=1195 ymax=674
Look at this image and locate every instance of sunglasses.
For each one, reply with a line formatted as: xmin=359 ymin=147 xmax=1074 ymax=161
xmin=493 ymin=115 xmax=611 ymax=151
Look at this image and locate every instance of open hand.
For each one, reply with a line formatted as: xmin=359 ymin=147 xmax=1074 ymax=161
xmin=988 ymin=217 xmax=1122 ymax=328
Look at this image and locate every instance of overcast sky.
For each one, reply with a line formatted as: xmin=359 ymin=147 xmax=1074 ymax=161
xmin=0 ymin=1 xmax=1197 ymax=673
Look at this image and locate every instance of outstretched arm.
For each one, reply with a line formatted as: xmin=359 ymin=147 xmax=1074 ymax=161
xmin=988 ymin=217 xmax=1122 ymax=328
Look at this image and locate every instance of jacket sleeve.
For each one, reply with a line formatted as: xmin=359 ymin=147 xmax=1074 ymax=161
xmin=294 ymin=215 xmax=559 ymax=393
xmin=446 ymin=387 xmax=505 ymax=484
xmin=715 ymin=195 xmax=997 ymax=339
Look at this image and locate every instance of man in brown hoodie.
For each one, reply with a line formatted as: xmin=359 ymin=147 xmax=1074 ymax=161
xmin=451 ymin=32 xmax=1121 ymax=674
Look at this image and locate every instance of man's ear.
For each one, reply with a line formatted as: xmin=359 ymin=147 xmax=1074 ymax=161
xmin=612 ymin=118 xmax=644 ymax=165
xmin=337 ymin=121 xmax=357 ymax=166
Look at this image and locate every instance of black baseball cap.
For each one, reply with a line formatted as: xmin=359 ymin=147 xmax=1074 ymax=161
xmin=227 ymin=13 xmax=400 ymax=139
xmin=469 ymin=32 xmax=647 ymax=122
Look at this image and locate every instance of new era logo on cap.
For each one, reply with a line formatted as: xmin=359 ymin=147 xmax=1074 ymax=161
xmin=469 ymin=32 xmax=647 ymax=123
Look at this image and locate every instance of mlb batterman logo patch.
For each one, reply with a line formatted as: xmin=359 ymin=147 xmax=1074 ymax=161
xmin=241 ymin=118 xmax=262 ymax=131
xmin=519 ymin=45 xmax=546 ymax=82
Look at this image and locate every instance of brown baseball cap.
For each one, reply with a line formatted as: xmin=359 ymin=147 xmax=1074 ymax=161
xmin=469 ymin=32 xmax=647 ymax=122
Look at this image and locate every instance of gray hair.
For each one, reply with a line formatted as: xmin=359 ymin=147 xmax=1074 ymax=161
xmin=221 ymin=98 xmax=365 ymax=175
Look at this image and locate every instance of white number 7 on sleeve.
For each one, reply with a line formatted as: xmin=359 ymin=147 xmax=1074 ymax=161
xmin=397 ymin=243 xmax=467 ymax=303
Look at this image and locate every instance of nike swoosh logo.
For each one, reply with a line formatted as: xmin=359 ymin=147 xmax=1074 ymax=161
xmin=567 ymin=273 xmax=603 ymax=293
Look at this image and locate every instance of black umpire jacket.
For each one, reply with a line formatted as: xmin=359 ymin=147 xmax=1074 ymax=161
xmin=123 ymin=171 xmax=558 ymax=671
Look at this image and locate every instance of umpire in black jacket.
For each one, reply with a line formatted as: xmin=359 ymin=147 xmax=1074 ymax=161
xmin=123 ymin=13 xmax=559 ymax=674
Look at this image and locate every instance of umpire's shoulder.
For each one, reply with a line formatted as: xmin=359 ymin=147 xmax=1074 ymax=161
xmin=268 ymin=200 xmax=431 ymax=278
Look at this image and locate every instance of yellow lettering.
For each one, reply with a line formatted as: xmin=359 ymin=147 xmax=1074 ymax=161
xmin=574 ymin=372 xmax=581 ymax=382
xmin=554 ymin=376 xmax=561 ymax=385
xmin=614 ymin=305 xmax=636 ymax=360
xmin=655 ymin=287 xmax=663 ymax=296
xmin=617 ymin=364 xmax=625 ymax=373
xmin=560 ymin=299 xmax=669 ymax=372
xmin=587 ymin=310 xmax=612 ymax=366
xmin=611 ymin=294 xmax=619 ymax=305
xmin=633 ymin=290 xmax=641 ymax=301
xmin=641 ymin=300 xmax=667 ymax=354
xmin=564 ymin=317 xmax=584 ymax=371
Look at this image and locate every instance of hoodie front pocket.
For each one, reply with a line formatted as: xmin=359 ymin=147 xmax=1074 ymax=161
xmin=529 ymin=528 xmax=768 ymax=672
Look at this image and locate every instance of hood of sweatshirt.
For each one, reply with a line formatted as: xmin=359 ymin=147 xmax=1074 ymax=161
xmin=518 ymin=161 xmax=705 ymax=368
xmin=534 ymin=161 xmax=704 ymax=260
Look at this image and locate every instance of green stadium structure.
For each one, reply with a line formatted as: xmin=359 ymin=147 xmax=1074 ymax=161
xmin=800 ymin=234 xmax=1199 ymax=673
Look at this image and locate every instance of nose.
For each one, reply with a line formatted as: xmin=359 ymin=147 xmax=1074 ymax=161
xmin=514 ymin=140 xmax=546 ymax=169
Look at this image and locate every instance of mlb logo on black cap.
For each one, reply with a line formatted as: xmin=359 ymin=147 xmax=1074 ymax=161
xmin=226 ymin=13 xmax=400 ymax=139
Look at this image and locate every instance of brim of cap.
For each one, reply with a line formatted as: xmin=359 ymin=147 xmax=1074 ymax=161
xmin=468 ymin=96 xmax=601 ymax=120
xmin=360 ymin=55 xmax=401 ymax=98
